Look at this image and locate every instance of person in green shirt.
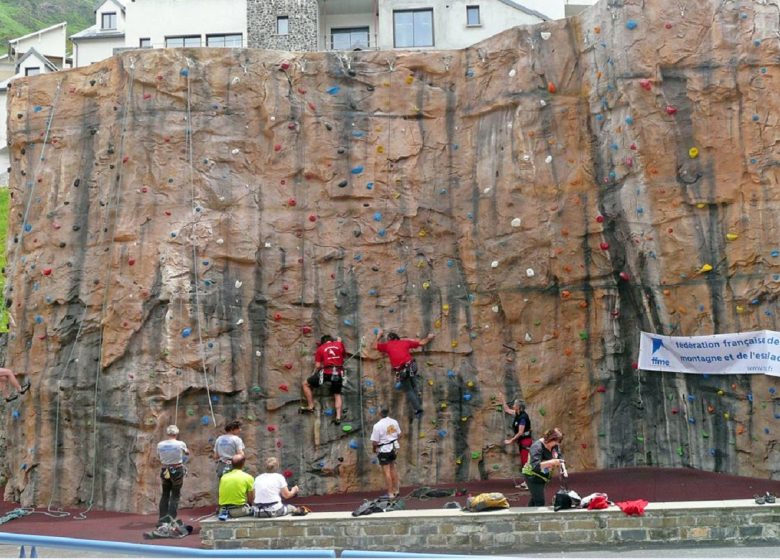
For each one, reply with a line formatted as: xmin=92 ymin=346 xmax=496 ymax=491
xmin=217 ymin=454 xmax=255 ymax=519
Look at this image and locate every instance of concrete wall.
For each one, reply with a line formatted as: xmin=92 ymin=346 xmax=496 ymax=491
xmin=125 ymin=0 xmax=247 ymax=49
xmin=202 ymin=501 xmax=780 ymax=552
xmin=247 ymin=0 xmax=318 ymax=51
xmin=375 ymin=0 xmax=546 ymax=51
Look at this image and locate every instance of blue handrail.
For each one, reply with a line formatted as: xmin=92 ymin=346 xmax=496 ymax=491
xmin=0 ymin=532 xmax=336 ymax=558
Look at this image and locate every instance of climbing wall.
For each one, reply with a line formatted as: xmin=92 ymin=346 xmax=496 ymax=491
xmin=4 ymin=0 xmax=780 ymax=513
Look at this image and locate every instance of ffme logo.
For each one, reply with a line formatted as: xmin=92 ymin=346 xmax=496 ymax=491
xmin=650 ymin=338 xmax=670 ymax=367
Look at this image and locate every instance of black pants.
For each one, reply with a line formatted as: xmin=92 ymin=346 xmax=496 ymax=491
xmin=395 ymin=361 xmax=422 ymax=413
xmin=524 ymin=475 xmax=547 ymax=507
xmin=159 ymin=467 xmax=184 ymax=523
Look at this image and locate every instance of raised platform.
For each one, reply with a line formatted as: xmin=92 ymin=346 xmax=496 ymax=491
xmin=201 ymin=500 xmax=780 ymax=553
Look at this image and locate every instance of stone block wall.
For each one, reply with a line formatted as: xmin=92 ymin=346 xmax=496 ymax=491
xmin=201 ymin=502 xmax=780 ymax=552
xmin=247 ymin=0 xmax=319 ymax=51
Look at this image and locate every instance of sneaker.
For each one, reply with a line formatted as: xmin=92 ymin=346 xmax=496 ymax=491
xmin=766 ymin=492 xmax=776 ymax=504
xmin=299 ymin=406 xmax=315 ymax=414
xmin=19 ymin=380 xmax=31 ymax=394
xmin=414 ymin=409 xmax=423 ymax=419
xmin=218 ymin=508 xmax=229 ymax=521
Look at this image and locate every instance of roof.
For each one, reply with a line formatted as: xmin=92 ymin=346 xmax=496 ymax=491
xmin=0 ymin=48 xmax=59 ymax=92
xmin=70 ymin=24 xmax=125 ymax=41
xmin=497 ymin=0 xmax=552 ymax=21
xmin=95 ymin=0 xmax=126 ymax=14
xmin=8 ymin=22 xmax=67 ymax=45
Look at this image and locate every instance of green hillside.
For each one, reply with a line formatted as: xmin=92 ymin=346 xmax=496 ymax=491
xmin=0 ymin=0 xmax=95 ymax=48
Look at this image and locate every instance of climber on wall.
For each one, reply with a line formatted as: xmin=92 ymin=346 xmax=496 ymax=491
xmin=213 ymin=420 xmax=245 ymax=479
xmin=301 ymin=335 xmax=347 ymax=424
xmin=375 ymin=329 xmax=435 ymax=419
xmin=0 ymin=367 xmax=30 ymax=402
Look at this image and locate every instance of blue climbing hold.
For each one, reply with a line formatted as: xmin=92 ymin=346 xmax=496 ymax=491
xmin=351 ymin=165 xmax=364 ymax=175
xmin=625 ymin=116 xmax=634 ymax=125
xmin=688 ymin=417 xmax=696 ymax=424
xmin=369 ymin=406 xmax=377 ymax=414
xmin=373 ymin=212 xmax=382 ymax=222
xmin=467 ymin=294 xmax=476 ymax=303
xmin=344 ymin=318 xmax=353 ymax=326
xmin=204 ymin=280 xmax=212 ymax=287
xmin=765 ymin=427 xmax=770 ymax=434
xmin=373 ymin=328 xmax=380 ymax=335
xmin=463 ymin=394 xmax=472 ymax=401
xmin=467 ymin=212 xmax=474 ymax=221
xmin=366 ymin=182 xmax=374 ymax=190
xmin=12 ymin=410 xmax=20 ymax=419
xmin=211 ymin=395 xmax=219 ymax=403
xmin=170 ymin=232 xmax=177 ymax=238
xmin=438 ymin=430 xmax=447 ymax=438
xmin=180 ymin=68 xmax=189 ymax=77
xmin=352 ymin=130 xmax=365 ymax=138
xmin=23 ymin=223 xmax=32 ymax=232
xmin=349 ymin=439 xmax=359 ymax=449
xmin=33 ymin=106 xmax=42 ymax=113
xmin=318 ymin=461 xmax=325 ymax=468
xmin=324 ymin=408 xmax=334 ymax=416
xmin=368 ymin=288 xmax=378 ymax=296
xmin=447 ymin=370 xmax=456 ymax=378
xmin=595 ymin=114 xmax=604 ymax=121
xmin=365 ymin=380 xmax=374 ymax=388
xmin=687 ymin=394 xmax=695 ymax=402
xmin=182 ymin=327 xmax=192 ymax=338
xmin=465 ymin=69 xmax=474 ymax=78
xmin=377 ymin=229 xmax=386 ymax=237
xmin=439 ymin=188 xmax=447 ymax=195
xmin=709 ymin=448 xmax=716 ymax=456
xmin=201 ymin=415 xmax=210 ymax=425
xmin=753 ymin=115 xmax=760 ymax=122
xmin=447 ymin=259 xmax=454 ymax=267
xmin=202 ymin=260 xmax=209 ymax=266
xmin=748 ymin=392 xmax=753 ymax=402
xmin=395 ymin=381 xmax=402 ymax=389
xmin=770 ymin=387 xmax=777 ymax=395
xmin=626 ymin=19 xmax=638 ymax=30
xmin=397 ymin=266 xmax=406 ymax=273
xmin=207 ymin=342 xmax=214 ymax=348
xmin=327 ymin=86 xmax=340 ymax=95
xmin=354 ymin=254 xmax=362 ymax=261
xmin=754 ymin=40 xmax=761 ymax=47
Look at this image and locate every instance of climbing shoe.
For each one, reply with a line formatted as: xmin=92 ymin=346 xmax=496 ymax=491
xmin=299 ymin=407 xmax=315 ymax=414
xmin=333 ymin=418 xmax=341 ymax=425
xmin=4 ymin=393 xmax=18 ymax=402
xmin=20 ymin=380 xmax=30 ymax=394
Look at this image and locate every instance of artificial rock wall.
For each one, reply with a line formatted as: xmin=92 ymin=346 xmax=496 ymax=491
xmin=4 ymin=0 xmax=780 ymax=513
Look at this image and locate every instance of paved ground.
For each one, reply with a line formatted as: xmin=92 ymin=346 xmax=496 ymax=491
xmin=0 ymin=467 xmax=777 ymax=550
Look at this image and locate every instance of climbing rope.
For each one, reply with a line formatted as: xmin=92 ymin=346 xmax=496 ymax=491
xmin=0 ymin=508 xmax=30 ymax=525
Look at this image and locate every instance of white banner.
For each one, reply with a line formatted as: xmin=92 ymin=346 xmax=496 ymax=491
xmin=638 ymin=330 xmax=780 ymax=377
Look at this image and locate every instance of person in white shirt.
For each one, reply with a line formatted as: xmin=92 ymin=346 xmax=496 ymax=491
xmin=370 ymin=408 xmax=402 ymax=499
xmin=253 ymin=457 xmax=304 ymax=517
xmin=156 ymin=425 xmax=189 ymax=526
xmin=213 ymin=420 xmax=245 ymax=478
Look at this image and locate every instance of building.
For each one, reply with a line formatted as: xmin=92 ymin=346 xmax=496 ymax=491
xmin=70 ymin=0 xmax=127 ymax=68
xmin=564 ymin=0 xmax=599 ymax=17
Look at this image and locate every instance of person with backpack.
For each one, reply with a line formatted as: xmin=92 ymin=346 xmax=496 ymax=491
xmin=521 ymin=428 xmax=565 ymax=507
xmin=301 ymin=335 xmax=347 ymax=424
xmin=375 ymin=329 xmax=435 ymax=418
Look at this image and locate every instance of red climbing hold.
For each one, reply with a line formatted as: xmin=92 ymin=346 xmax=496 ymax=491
xmin=128 ymin=258 xmax=136 ymax=266
xmin=284 ymin=363 xmax=293 ymax=370
xmin=280 ymin=61 xmax=290 ymax=71
xmin=308 ymin=102 xmax=316 ymax=112
xmin=279 ymin=384 xmax=289 ymax=392
xmin=664 ymin=22 xmax=673 ymax=29
xmin=267 ymin=425 xmax=277 ymax=432
xmin=297 ymin=88 xmax=306 ymax=95
xmin=274 ymin=144 xmax=282 ymax=152
xmin=287 ymin=198 xmax=296 ymax=207
xmin=610 ymin=309 xmax=620 ymax=318
xmin=52 ymin=223 xmax=61 ymax=230
xmin=639 ymin=79 xmax=652 ymax=91
xmin=599 ymin=242 xmax=610 ymax=250
xmin=143 ymin=93 xmax=152 ymax=100
xmin=595 ymin=215 xmax=604 ymax=223
xmin=632 ymin=362 xmax=639 ymax=369
xmin=42 ymin=268 xmax=52 ymax=276
xmin=596 ymin=385 xmax=607 ymax=393
xmin=304 ymin=172 xmax=314 ymax=180
xmin=302 ymin=326 xmax=312 ymax=334
xmin=164 ymin=211 xmax=172 ymax=216
xmin=665 ymin=105 xmax=678 ymax=115
xmin=282 ymin=284 xmax=289 ymax=291
xmin=308 ymin=214 xmax=317 ymax=222
xmin=671 ymin=407 xmax=679 ymax=414
xmin=288 ymin=122 xmax=297 ymax=130
xmin=123 ymin=156 xmax=129 ymax=163
xmin=283 ymin=469 xmax=293 ymax=478
xmin=619 ymin=271 xmax=630 ymax=281
xmin=630 ymin=143 xmax=637 ymax=150
xmin=547 ymin=81 xmax=557 ymax=94
xmin=274 ymin=313 xmax=282 ymax=321
xmin=141 ymin=186 xmax=148 ymax=193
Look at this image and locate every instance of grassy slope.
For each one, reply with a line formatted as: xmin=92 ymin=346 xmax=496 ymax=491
xmin=0 ymin=0 xmax=95 ymax=48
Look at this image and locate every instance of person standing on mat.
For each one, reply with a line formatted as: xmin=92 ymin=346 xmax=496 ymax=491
xmin=375 ymin=329 xmax=434 ymax=418
xmin=301 ymin=335 xmax=347 ymax=424
xmin=522 ymin=428 xmax=564 ymax=507
xmin=156 ymin=425 xmax=189 ymax=526
xmin=213 ymin=420 xmax=245 ymax=479
xmin=500 ymin=394 xmax=532 ymax=490
xmin=371 ymin=407 xmax=402 ymax=499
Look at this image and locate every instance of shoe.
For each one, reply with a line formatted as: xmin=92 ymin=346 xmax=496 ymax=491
xmin=754 ymin=494 xmax=766 ymax=505
xmin=515 ymin=482 xmax=528 ymax=490
xmin=766 ymin=492 xmax=776 ymax=504
xmin=379 ymin=494 xmax=396 ymax=500
xmin=414 ymin=409 xmax=423 ymax=419
xmin=4 ymin=394 xmax=18 ymax=402
xmin=333 ymin=418 xmax=341 ymax=425
xmin=19 ymin=380 xmax=30 ymax=394
xmin=218 ymin=508 xmax=229 ymax=521
xmin=299 ymin=406 xmax=315 ymax=414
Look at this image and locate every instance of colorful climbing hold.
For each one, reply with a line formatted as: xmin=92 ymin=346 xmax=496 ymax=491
xmin=688 ymin=147 xmax=699 ymax=159
xmin=625 ymin=19 xmax=638 ymax=30
xmin=181 ymin=327 xmax=192 ymax=338
xmin=699 ymin=264 xmax=713 ymax=273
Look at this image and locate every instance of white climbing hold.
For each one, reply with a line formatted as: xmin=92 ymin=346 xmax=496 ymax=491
xmin=216 ymin=238 xmax=224 ymax=245
xmin=491 ymin=305 xmax=499 ymax=313
xmin=511 ymin=218 xmax=522 ymax=228
xmin=235 ymin=280 xmax=243 ymax=289
xmin=270 ymin=116 xmax=276 ymax=121
xmin=264 ymin=242 xmax=272 ymax=248
xmin=231 ymin=148 xmax=240 ymax=155
xmin=525 ymin=333 xmax=533 ymax=342
xmin=540 ymin=99 xmax=547 ymax=107
xmin=236 ymin=318 xmax=244 ymax=326
xmin=255 ymin=350 xmax=262 ymax=357
xmin=526 ymin=268 xmax=535 ymax=277
xmin=232 ymin=77 xmax=240 ymax=84
xmin=523 ymin=154 xmax=531 ymax=162
xmin=540 ymin=31 xmax=551 ymax=40
xmin=483 ymin=187 xmax=491 ymax=194
xmin=491 ymin=260 xmax=499 ymax=268
xmin=509 ymin=68 xmax=516 ymax=77
xmin=545 ymin=155 xmax=553 ymax=163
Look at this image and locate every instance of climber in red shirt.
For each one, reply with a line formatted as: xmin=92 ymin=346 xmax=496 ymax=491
xmin=301 ymin=335 xmax=347 ymax=424
xmin=375 ymin=329 xmax=435 ymax=419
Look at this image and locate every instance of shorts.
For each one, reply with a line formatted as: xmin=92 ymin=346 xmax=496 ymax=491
xmin=377 ymin=450 xmax=397 ymax=465
xmin=306 ymin=368 xmax=343 ymax=394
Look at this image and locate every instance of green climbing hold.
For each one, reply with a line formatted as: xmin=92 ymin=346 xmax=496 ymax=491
xmin=702 ymin=432 xmax=709 ymax=438
xmin=538 ymin=406 xmax=546 ymax=417
xmin=471 ymin=451 xmax=481 ymax=460
xmin=676 ymin=447 xmax=684 ymax=456
xmin=579 ymin=331 xmax=589 ymax=340
xmin=534 ymin=320 xmax=541 ymax=326
xmin=342 ymin=424 xmax=353 ymax=432
xmin=186 ymin=407 xmax=195 ymax=416
xmin=251 ymin=385 xmax=262 ymax=393
xmin=636 ymin=436 xmax=644 ymax=443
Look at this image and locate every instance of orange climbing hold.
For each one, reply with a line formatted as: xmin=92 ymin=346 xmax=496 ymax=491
xmin=547 ymin=82 xmax=557 ymax=94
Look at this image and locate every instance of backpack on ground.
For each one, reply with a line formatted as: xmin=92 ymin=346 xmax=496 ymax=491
xmin=464 ymin=492 xmax=510 ymax=512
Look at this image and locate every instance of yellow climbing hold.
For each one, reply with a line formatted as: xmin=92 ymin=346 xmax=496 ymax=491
xmin=393 ymin=192 xmax=401 ymax=199
xmin=442 ymin=304 xmax=450 ymax=312
xmin=726 ymin=233 xmax=738 ymax=241
xmin=434 ymin=319 xmax=441 ymax=328
xmin=377 ymin=146 xmax=385 ymax=154
xmin=688 ymin=147 xmax=699 ymax=158
xmin=422 ymin=281 xmax=431 ymax=290
xmin=699 ymin=264 xmax=713 ymax=273
xmin=467 ymin=380 xmax=475 ymax=388
xmin=736 ymin=305 xmax=745 ymax=314
xmin=418 ymin=229 xmax=428 ymax=238
xmin=440 ymin=402 xmax=448 ymax=409
xmin=696 ymin=203 xmax=706 ymax=209
xmin=427 ymin=379 xmax=434 ymax=386
xmin=405 ymin=75 xmax=414 ymax=85
xmin=451 ymin=340 xmax=458 ymax=348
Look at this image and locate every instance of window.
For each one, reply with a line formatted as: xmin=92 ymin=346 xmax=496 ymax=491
xmin=467 ymin=5 xmax=481 ymax=26
xmin=206 ymin=34 xmax=243 ymax=48
xmin=101 ymin=12 xmax=117 ymax=30
xmin=277 ymin=16 xmax=289 ymax=35
xmin=393 ymin=9 xmax=433 ymax=48
xmin=139 ymin=37 xmax=151 ymax=48
xmin=25 ymin=67 xmax=40 ymax=76
xmin=165 ymin=35 xmax=202 ymax=48
xmin=331 ymin=27 xmax=369 ymax=50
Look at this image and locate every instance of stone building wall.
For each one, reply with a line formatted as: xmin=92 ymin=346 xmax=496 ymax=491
xmin=247 ymin=0 xmax=319 ymax=51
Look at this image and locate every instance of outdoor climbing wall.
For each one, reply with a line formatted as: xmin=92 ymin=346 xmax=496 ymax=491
xmin=4 ymin=0 xmax=780 ymax=513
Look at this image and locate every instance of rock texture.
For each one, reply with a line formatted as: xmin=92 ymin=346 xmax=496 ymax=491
xmin=4 ymin=0 xmax=780 ymax=513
